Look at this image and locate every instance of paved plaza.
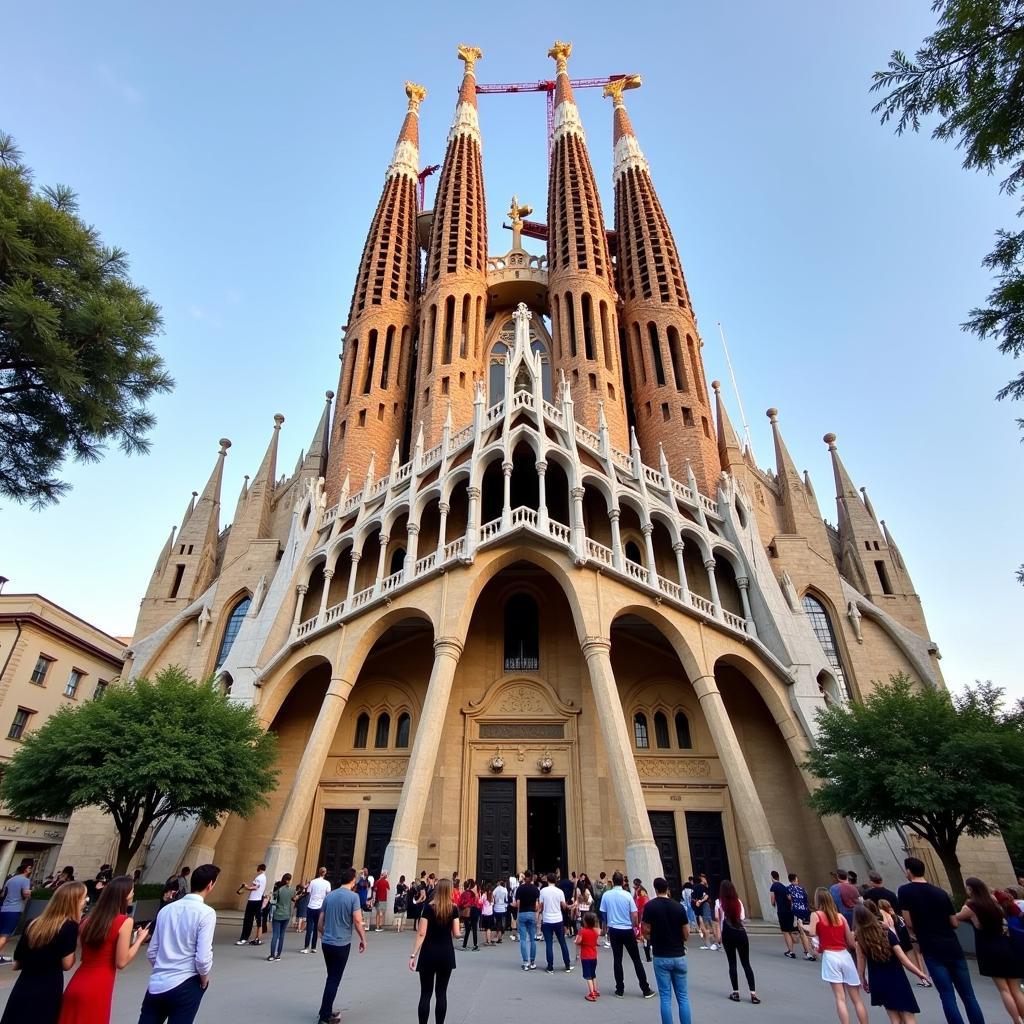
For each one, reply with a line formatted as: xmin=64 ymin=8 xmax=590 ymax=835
xmin=0 ymin=920 xmax=1013 ymax=1023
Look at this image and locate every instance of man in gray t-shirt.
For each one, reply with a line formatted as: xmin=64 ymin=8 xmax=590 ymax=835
xmin=0 ymin=862 xmax=34 ymax=963
xmin=316 ymin=867 xmax=365 ymax=1024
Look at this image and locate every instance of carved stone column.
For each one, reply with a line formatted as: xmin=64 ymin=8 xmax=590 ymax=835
xmin=736 ymin=576 xmax=757 ymax=636
xmin=501 ymin=461 xmax=514 ymax=528
xmin=405 ymin=524 xmax=420 ymax=579
xmin=373 ymin=534 xmax=390 ymax=594
xmin=704 ymin=559 xmax=722 ymax=618
xmin=570 ymin=486 xmax=586 ymax=560
xmin=465 ymin=487 xmax=480 ymax=558
xmin=380 ymin=637 xmax=464 ymax=913
xmin=536 ymin=460 xmax=548 ymax=529
xmin=435 ymin=502 xmax=450 ymax=559
xmin=345 ymin=551 xmax=362 ymax=603
xmin=609 ymin=507 xmax=623 ymax=569
xmin=581 ymin=636 xmax=663 ymax=886
xmin=642 ymin=522 xmax=656 ymax=579
xmin=318 ymin=570 xmax=334 ymax=618
xmin=691 ymin=673 xmax=786 ymax=919
xmin=291 ymin=584 xmax=308 ymax=631
xmin=673 ymin=541 xmax=690 ymax=603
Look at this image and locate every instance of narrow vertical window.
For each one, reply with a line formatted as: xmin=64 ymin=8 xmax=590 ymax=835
xmin=215 ymin=596 xmax=252 ymax=670
xmin=648 ymin=323 xmax=666 ymax=386
xmin=504 ymin=593 xmax=539 ymax=671
xmin=380 ymin=325 xmax=395 ymax=389
xmin=395 ymin=713 xmax=411 ymax=748
xmin=374 ymin=712 xmax=391 ymax=749
xmin=354 ymin=712 xmax=370 ymax=748
xmin=442 ymin=295 xmax=455 ymax=364
xmin=654 ymin=712 xmax=670 ymax=749
xmin=633 ymin=713 xmax=649 ymax=749
xmin=801 ymin=594 xmax=850 ymax=699
xmin=566 ymin=293 xmax=578 ymax=358
xmin=343 ymin=339 xmax=359 ymax=404
xmin=582 ymin=293 xmax=595 ymax=360
xmin=362 ymin=330 xmax=377 ymax=394
xmin=675 ymin=712 xmax=692 ymax=748
xmin=668 ymin=327 xmax=687 ymax=390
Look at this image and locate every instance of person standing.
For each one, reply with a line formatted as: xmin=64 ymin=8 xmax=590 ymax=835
xmin=514 ymin=871 xmax=540 ymax=970
xmin=642 ymin=877 xmax=691 ymax=1024
xmin=593 ymin=872 xmax=609 ymax=943
xmin=492 ymin=879 xmax=508 ymax=943
xmin=316 ymin=867 xmax=366 ymax=1024
xmin=898 ymin=856 xmax=985 ymax=1024
xmin=233 ymin=863 xmax=267 ymax=946
xmin=853 ymin=903 xmax=928 ymax=1024
xmin=58 ymin=876 xmax=149 ymax=1024
xmin=458 ymin=880 xmax=480 ymax=952
xmin=680 ymin=879 xmax=697 ymax=932
xmin=394 ymin=875 xmax=409 ymax=934
xmin=302 ymin=867 xmax=331 ymax=954
xmin=575 ymin=911 xmax=601 ymax=1002
xmin=137 ymin=864 xmax=219 ymax=1024
xmin=356 ymin=869 xmax=371 ymax=915
xmin=690 ymin=873 xmax=713 ymax=950
xmin=408 ymin=876 xmax=427 ymax=935
xmin=409 ymin=877 xmax=459 ymax=1024
xmin=956 ymin=876 xmax=1024 ymax=1024
xmin=266 ymin=873 xmax=295 ymax=962
xmin=373 ymin=872 xmax=390 ymax=932
xmin=715 ymin=880 xmax=759 ymax=1004
xmin=864 ymin=872 xmax=900 ymax=911
xmin=811 ymin=888 xmax=869 ymax=1024
xmin=293 ymin=881 xmax=309 ymax=934
xmin=0 ymin=861 xmax=34 ymax=964
xmin=602 ymin=871 xmax=655 ymax=999
xmin=176 ymin=868 xmax=190 ymax=901
xmin=1 ymin=881 xmax=86 ymax=1024
xmin=831 ymin=870 xmax=861 ymax=927
xmin=787 ymin=872 xmax=818 ymax=961
xmin=539 ymin=873 xmax=573 ymax=973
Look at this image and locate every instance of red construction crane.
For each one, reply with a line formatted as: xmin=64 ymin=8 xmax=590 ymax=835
xmin=475 ymin=73 xmax=641 ymax=153
xmin=417 ymin=164 xmax=440 ymax=208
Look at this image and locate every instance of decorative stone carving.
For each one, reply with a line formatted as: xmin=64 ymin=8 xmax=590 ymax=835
xmin=780 ymin=571 xmax=800 ymax=612
xmin=498 ymin=685 xmax=545 ymax=714
xmin=479 ymin=723 xmax=564 ymax=740
xmin=537 ymin=754 xmax=554 ymax=773
xmin=635 ymin=758 xmax=712 ymax=779
xmin=847 ymin=600 xmax=864 ymax=643
xmin=335 ymin=757 xmax=409 ymax=778
xmin=195 ymin=605 xmax=212 ymax=646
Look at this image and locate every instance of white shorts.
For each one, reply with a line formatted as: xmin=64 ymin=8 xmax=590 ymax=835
xmin=821 ymin=949 xmax=860 ymax=986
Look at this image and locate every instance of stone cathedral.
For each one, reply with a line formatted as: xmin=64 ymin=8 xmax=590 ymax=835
xmin=59 ymin=42 xmax=1011 ymax=914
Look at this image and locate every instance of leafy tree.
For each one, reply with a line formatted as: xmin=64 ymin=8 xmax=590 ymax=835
xmin=871 ymin=2 xmax=1024 ymax=433
xmin=0 ymin=131 xmax=172 ymax=507
xmin=804 ymin=674 xmax=1024 ymax=904
xmin=0 ymin=666 xmax=278 ymax=874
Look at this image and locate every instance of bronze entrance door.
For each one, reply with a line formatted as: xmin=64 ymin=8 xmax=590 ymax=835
xmin=648 ymin=811 xmax=682 ymax=897
xmin=477 ymin=778 xmax=516 ymax=881
xmin=365 ymin=810 xmax=395 ymax=880
xmin=685 ymin=810 xmax=731 ymax=898
xmin=318 ymin=810 xmax=357 ymax=887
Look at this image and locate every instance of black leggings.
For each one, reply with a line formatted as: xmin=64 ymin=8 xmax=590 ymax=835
xmin=721 ymin=923 xmax=755 ymax=992
xmin=418 ymin=967 xmax=452 ymax=1024
xmin=461 ymin=909 xmax=478 ymax=948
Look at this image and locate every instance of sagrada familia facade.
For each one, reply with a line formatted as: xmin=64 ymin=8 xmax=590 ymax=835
xmin=59 ymin=43 xmax=1010 ymax=913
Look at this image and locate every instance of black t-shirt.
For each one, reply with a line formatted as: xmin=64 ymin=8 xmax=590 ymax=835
xmin=13 ymin=919 xmax=78 ymax=973
xmin=690 ymin=882 xmax=708 ymax=907
xmin=770 ymin=882 xmax=791 ymax=915
xmin=897 ymin=882 xmax=961 ymax=959
xmin=516 ymin=883 xmax=540 ymax=912
xmin=864 ymin=886 xmax=899 ymax=911
xmin=642 ymin=897 xmax=687 ymax=957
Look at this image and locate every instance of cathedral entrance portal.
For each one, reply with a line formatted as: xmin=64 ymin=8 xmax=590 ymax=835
xmin=648 ymin=811 xmax=682 ymax=897
xmin=527 ymin=778 xmax=567 ymax=876
xmin=318 ymin=810 xmax=357 ymax=887
xmin=686 ymin=811 xmax=730 ymax=897
xmin=477 ymin=778 xmax=517 ymax=881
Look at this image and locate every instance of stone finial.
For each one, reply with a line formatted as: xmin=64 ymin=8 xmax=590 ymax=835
xmin=405 ymin=81 xmax=427 ymax=112
xmin=457 ymin=44 xmax=483 ymax=75
xmin=548 ymin=40 xmax=573 ymax=73
xmin=711 ymin=380 xmax=721 ymax=393
xmin=766 ymin=407 xmax=779 ymax=423
xmin=325 ymin=390 xmax=335 ymax=401
xmin=823 ymin=432 xmax=837 ymax=449
xmin=273 ymin=413 xmax=285 ymax=428
xmin=218 ymin=438 xmax=231 ymax=454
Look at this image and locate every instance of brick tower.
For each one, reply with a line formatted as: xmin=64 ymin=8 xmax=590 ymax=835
xmin=325 ymin=82 xmax=426 ymax=504
xmin=545 ymin=41 xmax=629 ymax=449
xmin=411 ymin=44 xmax=488 ymax=445
xmin=605 ymin=79 xmax=719 ymax=496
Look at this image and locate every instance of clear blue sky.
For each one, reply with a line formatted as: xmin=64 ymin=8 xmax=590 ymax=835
xmin=2 ymin=1 xmax=1021 ymax=698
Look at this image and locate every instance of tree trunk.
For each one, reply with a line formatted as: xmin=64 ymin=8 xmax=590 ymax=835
xmin=931 ymin=838 xmax=967 ymax=907
xmin=114 ymin=823 xmax=150 ymax=876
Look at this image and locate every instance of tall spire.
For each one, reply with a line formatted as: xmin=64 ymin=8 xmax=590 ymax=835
xmin=300 ymin=390 xmax=333 ymax=481
xmin=764 ymin=409 xmax=826 ymax=536
xmin=326 ymin=83 xmax=424 ymax=505
xmin=546 ymin=41 xmax=628 ymax=449
xmin=713 ymin=380 xmax=744 ymax=476
xmin=606 ymin=77 xmax=719 ymax=494
xmin=225 ymin=415 xmax=283 ymax=566
xmin=411 ymin=45 xmax=488 ymax=448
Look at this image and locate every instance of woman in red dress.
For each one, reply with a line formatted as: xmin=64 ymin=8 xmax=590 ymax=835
xmin=59 ymin=875 xmax=149 ymax=1024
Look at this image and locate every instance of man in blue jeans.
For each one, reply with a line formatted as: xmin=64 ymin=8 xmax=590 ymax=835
xmin=642 ymin=876 xmax=691 ymax=1024
xmin=514 ymin=871 xmax=541 ymax=970
xmin=539 ymin=873 xmax=574 ymax=973
xmin=898 ymin=856 xmax=986 ymax=1024
xmin=317 ymin=867 xmax=366 ymax=1024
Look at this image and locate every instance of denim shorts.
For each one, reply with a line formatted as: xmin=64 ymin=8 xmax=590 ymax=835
xmin=582 ymin=958 xmax=597 ymax=980
xmin=0 ymin=911 xmax=21 ymax=937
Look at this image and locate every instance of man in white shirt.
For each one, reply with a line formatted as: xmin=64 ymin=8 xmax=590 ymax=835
xmin=539 ymin=873 xmax=574 ymax=973
xmin=492 ymin=880 xmax=509 ymax=941
xmin=139 ymin=863 xmax=219 ymax=1024
xmin=302 ymin=866 xmax=333 ymax=954
xmin=234 ymin=862 xmax=267 ymax=945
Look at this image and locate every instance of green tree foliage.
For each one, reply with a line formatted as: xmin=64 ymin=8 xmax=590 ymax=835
xmin=0 ymin=132 xmax=172 ymax=507
xmin=0 ymin=666 xmax=278 ymax=874
xmin=804 ymin=674 xmax=1024 ymax=904
xmin=872 ymin=2 xmax=1024 ymax=432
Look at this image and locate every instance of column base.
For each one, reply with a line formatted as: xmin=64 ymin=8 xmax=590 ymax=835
xmin=746 ymin=845 xmax=787 ymax=921
xmin=263 ymin=839 xmax=299 ymax=886
xmin=624 ymin=839 xmax=665 ymax=891
xmin=379 ymin=838 xmax=420 ymax=927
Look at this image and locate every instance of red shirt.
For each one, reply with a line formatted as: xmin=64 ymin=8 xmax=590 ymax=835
xmin=578 ymin=926 xmax=599 ymax=960
xmin=374 ymin=878 xmax=389 ymax=902
xmin=815 ymin=917 xmax=848 ymax=952
xmin=838 ymin=882 xmax=859 ymax=910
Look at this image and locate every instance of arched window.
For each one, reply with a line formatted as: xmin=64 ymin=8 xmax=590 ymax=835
xmin=633 ymin=713 xmax=650 ymax=749
xmin=624 ymin=540 xmax=643 ymax=564
xmin=354 ymin=712 xmax=370 ymax=749
xmin=389 ymin=548 xmax=406 ymax=575
xmin=374 ymin=713 xmax=390 ymax=749
xmin=395 ymin=712 xmax=411 ymax=748
xmin=675 ymin=712 xmax=692 ymax=749
xmin=214 ymin=596 xmax=251 ymax=671
xmin=802 ymin=594 xmax=850 ymax=699
xmin=489 ymin=341 xmax=509 ymax=406
xmin=654 ymin=712 xmax=670 ymax=749
xmin=504 ymin=593 xmax=539 ymax=671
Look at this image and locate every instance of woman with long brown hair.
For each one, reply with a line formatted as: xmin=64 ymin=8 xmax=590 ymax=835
xmin=713 ymin=880 xmax=759 ymax=1004
xmin=58 ymin=875 xmax=149 ymax=1024
xmin=1 ymin=881 xmax=86 ymax=1024
xmin=811 ymin=888 xmax=868 ymax=1024
xmin=956 ymin=876 xmax=1024 ymax=1024
xmin=410 ymin=877 xmax=460 ymax=1024
xmin=853 ymin=903 xmax=928 ymax=1024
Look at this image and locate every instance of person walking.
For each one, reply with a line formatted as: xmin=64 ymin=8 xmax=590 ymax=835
xmin=266 ymin=873 xmax=295 ymax=962
xmin=635 ymin=883 xmax=652 ymax=962
xmin=1 ymin=881 xmax=85 ymax=1024
xmin=458 ymin=880 xmax=479 ymax=951
xmin=539 ymin=873 xmax=573 ymax=973
xmin=515 ymin=871 xmax=540 ymax=970
xmin=137 ymin=864 xmax=219 ymax=1024
xmin=410 ymin=877 xmax=459 ymax=1024
xmin=831 ymin=870 xmax=861 ymax=927
xmin=864 ymin=872 xmax=900 ymax=911
xmin=373 ymin=872 xmax=390 ymax=932
xmin=316 ymin=867 xmax=366 ymax=1024
xmin=355 ymin=869 xmax=371 ymax=915
xmin=0 ymin=861 xmax=34 ymax=964
xmin=770 ymin=870 xmax=797 ymax=958
xmin=642 ymin=877 xmax=691 ymax=1024
xmin=680 ymin=879 xmax=697 ymax=933
xmin=602 ymin=871 xmax=655 ymax=999
xmin=479 ymin=886 xmax=495 ymax=946
xmin=575 ymin=911 xmax=601 ymax=1002
xmin=898 ymin=856 xmax=985 ymax=1024
xmin=233 ymin=863 xmax=267 ymax=947
xmin=690 ymin=873 xmax=713 ymax=950
xmin=593 ymin=872 xmax=609 ymax=942
xmin=811 ymin=888 xmax=869 ymax=1024
xmin=393 ymin=875 xmax=409 ymax=934
xmin=408 ymin=876 xmax=427 ymax=935
xmin=956 ymin=876 xmax=1024 ymax=1024
xmin=58 ymin=876 xmax=149 ymax=1024
xmin=714 ymin=880 xmax=759 ymax=1005
xmin=302 ymin=867 xmax=332 ymax=954
xmin=853 ymin=903 xmax=928 ymax=1024
xmin=293 ymin=881 xmax=309 ymax=933
xmin=785 ymin=872 xmax=817 ymax=961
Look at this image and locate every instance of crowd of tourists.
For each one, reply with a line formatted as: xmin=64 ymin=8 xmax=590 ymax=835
xmin=0 ymin=854 xmax=1022 ymax=1024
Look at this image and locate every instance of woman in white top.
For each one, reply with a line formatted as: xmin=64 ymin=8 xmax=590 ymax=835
xmin=575 ymin=886 xmax=593 ymax=936
xmin=715 ymin=880 xmax=760 ymax=1004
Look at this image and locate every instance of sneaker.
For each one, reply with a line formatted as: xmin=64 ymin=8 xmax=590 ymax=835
xmin=709 ymin=943 xmax=719 ymax=951
xmin=565 ymin=965 xmax=574 ymax=973
xmin=603 ymin=940 xmax=611 ymax=948
xmin=234 ymin=940 xmax=248 ymax=946
xmin=0 ymin=957 xmax=11 ymax=965
xmin=614 ymin=991 xmax=624 ymax=998
xmin=643 ymin=990 xmax=656 ymax=999
xmin=546 ymin=967 xmax=555 ymax=974
xmin=299 ymin=947 xmax=310 ymax=954
xmin=527 ymin=962 xmax=537 ymax=970
xmin=784 ymin=950 xmax=796 ymax=959
xmin=585 ymin=993 xmax=597 ymax=1002
xmin=699 ymin=944 xmax=709 ymax=950
xmin=249 ymin=939 xmax=262 ymax=946
xmin=266 ymin=954 xmax=275 ymax=961
xmin=804 ymin=953 xmax=817 ymax=961
xmin=521 ymin=963 xmax=530 ymax=971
